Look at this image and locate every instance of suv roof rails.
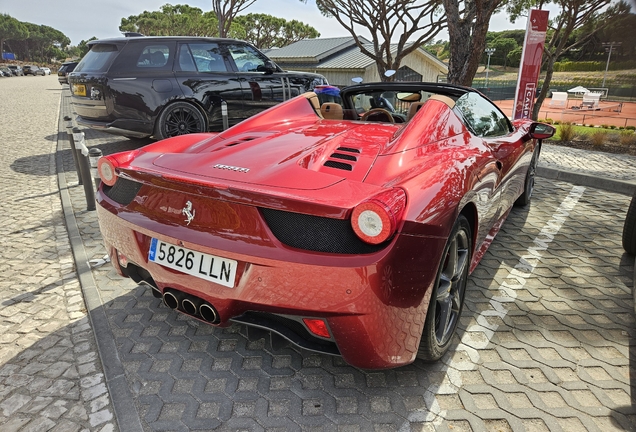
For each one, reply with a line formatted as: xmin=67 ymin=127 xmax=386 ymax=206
xmin=123 ymin=32 xmax=144 ymax=37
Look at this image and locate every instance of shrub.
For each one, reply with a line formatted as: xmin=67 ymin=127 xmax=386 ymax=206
xmin=601 ymin=124 xmax=610 ymax=129
xmin=590 ymin=131 xmax=608 ymax=146
xmin=553 ymin=120 xmax=561 ymax=125
xmin=627 ymin=126 xmax=636 ymax=131
xmin=609 ymin=125 xmax=616 ymax=129
xmin=559 ymin=123 xmax=575 ymax=142
xmin=620 ymin=131 xmax=636 ymax=146
xmin=543 ymin=118 xmax=553 ymax=124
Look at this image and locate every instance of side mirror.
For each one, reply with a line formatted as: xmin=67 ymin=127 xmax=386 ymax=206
xmin=529 ymin=122 xmax=555 ymax=140
xmin=259 ymin=61 xmax=277 ymax=74
xmin=351 ymin=77 xmax=363 ymax=84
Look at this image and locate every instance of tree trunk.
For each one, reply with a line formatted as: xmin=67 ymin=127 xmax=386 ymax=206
xmin=532 ymin=55 xmax=555 ymax=120
xmin=443 ymin=0 xmax=499 ymax=86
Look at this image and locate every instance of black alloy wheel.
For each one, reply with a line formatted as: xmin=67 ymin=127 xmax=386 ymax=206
xmin=155 ymin=102 xmax=206 ymax=140
xmin=623 ymin=190 xmax=636 ymax=255
xmin=418 ymin=215 xmax=472 ymax=362
xmin=515 ymin=145 xmax=540 ymax=207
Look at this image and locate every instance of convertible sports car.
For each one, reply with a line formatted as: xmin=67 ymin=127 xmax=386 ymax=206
xmin=96 ymin=82 xmax=554 ymax=369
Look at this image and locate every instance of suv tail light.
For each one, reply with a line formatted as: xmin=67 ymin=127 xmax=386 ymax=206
xmin=351 ymin=188 xmax=407 ymax=244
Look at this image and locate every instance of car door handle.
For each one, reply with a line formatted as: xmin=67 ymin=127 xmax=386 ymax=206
xmin=496 ymin=161 xmax=503 ymax=170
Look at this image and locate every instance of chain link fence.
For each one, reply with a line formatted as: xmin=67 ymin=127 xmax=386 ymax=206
xmin=472 ymin=79 xmax=636 ymax=102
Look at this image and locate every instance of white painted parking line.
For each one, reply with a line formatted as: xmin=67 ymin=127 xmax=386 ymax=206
xmin=415 ymin=185 xmax=587 ymax=427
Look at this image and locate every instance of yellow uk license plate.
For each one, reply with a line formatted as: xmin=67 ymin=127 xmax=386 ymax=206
xmin=72 ymin=84 xmax=86 ymax=97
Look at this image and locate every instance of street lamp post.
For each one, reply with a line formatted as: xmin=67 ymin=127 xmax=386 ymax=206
xmin=485 ymin=47 xmax=496 ymax=88
xmin=602 ymin=41 xmax=621 ymax=88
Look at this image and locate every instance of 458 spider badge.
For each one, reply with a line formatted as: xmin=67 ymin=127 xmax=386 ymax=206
xmin=182 ymin=201 xmax=195 ymax=225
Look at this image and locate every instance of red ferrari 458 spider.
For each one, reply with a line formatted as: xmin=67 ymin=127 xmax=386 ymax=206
xmin=96 ymin=82 xmax=554 ymax=369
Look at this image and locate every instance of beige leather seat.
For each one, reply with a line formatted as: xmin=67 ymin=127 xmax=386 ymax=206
xmin=320 ymin=102 xmax=343 ymax=120
xmin=302 ymin=92 xmax=321 ymax=115
xmin=406 ymin=102 xmax=426 ymax=121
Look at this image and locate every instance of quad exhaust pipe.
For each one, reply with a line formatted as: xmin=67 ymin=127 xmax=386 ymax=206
xmin=160 ymin=288 xmax=219 ymax=324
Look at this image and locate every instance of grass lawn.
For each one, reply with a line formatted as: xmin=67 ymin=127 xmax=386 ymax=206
xmin=548 ymin=124 xmax=635 ymax=141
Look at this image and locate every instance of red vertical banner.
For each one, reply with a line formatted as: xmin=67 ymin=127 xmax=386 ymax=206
xmin=513 ymin=9 xmax=549 ymax=120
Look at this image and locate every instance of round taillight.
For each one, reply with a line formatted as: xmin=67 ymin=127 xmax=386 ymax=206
xmin=351 ymin=188 xmax=406 ymax=245
xmin=97 ymin=156 xmax=117 ymax=186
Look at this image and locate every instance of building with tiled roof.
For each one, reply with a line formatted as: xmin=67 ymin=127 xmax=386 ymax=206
xmin=265 ymin=36 xmax=448 ymax=87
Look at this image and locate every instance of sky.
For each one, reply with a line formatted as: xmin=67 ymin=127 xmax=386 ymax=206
xmin=2 ymin=0 xmax=557 ymax=47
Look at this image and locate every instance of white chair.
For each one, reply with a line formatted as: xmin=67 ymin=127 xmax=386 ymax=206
xmin=549 ymin=92 xmax=568 ymax=108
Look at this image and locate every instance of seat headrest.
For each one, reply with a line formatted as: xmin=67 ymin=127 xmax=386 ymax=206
xmin=320 ymin=103 xmax=343 ymax=120
xmin=406 ymin=102 xmax=426 ymax=121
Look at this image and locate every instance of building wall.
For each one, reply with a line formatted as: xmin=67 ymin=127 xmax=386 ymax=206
xmin=277 ymin=51 xmax=447 ymax=88
xmin=319 ymin=70 xmax=366 ymax=87
xmin=363 ymin=51 xmax=446 ymax=83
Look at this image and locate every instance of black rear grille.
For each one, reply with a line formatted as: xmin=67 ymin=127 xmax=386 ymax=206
xmin=330 ymin=152 xmax=357 ymax=161
xmin=232 ymin=311 xmax=340 ymax=356
xmin=324 ymin=160 xmax=352 ymax=171
xmin=102 ymin=178 xmax=142 ymax=205
xmin=260 ymin=208 xmax=385 ymax=254
xmin=324 ymin=147 xmax=360 ymax=171
xmin=337 ymin=147 xmax=360 ymax=153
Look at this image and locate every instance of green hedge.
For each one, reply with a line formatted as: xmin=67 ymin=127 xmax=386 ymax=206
xmin=553 ymin=60 xmax=636 ymax=72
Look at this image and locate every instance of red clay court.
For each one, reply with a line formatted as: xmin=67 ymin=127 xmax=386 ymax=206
xmin=494 ymin=98 xmax=636 ymax=128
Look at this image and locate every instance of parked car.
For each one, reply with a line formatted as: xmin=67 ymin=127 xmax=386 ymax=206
xmin=0 ymin=66 xmax=13 ymax=77
xmin=68 ymin=36 xmax=328 ymax=139
xmin=41 ymin=67 xmax=51 ymax=75
xmin=94 ymin=81 xmax=554 ymax=369
xmin=7 ymin=65 xmax=23 ymax=76
xmin=58 ymin=61 xmax=78 ymax=85
xmin=23 ymin=65 xmax=45 ymax=76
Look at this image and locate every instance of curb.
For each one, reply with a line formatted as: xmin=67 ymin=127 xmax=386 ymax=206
xmin=56 ymin=97 xmax=144 ymax=432
xmin=537 ymin=166 xmax=636 ymax=195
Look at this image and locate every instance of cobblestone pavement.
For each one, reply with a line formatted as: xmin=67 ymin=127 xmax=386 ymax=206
xmin=540 ymin=144 xmax=636 ymax=184
xmin=0 ymin=77 xmax=117 ymax=431
xmin=5 ymin=80 xmax=636 ymax=431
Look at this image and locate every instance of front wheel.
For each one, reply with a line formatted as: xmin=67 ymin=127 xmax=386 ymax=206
xmin=515 ymin=144 xmax=540 ymax=207
xmin=417 ymin=215 xmax=472 ymax=362
xmin=623 ymin=190 xmax=636 ymax=255
xmin=154 ymin=102 xmax=206 ymax=140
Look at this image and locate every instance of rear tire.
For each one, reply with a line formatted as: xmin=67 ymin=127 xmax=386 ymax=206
xmin=154 ymin=102 xmax=206 ymax=140
xmin=623 ymin=190 xmax=636 ymax=255
xmin=417 ymin=215 xmax=472 ymax=362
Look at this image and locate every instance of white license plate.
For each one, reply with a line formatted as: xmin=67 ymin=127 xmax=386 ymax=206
xmin=148 ymin=238 xmax=237 ymax=288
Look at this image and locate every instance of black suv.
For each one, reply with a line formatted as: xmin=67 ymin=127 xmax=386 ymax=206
xmin=68 ymin=36 xmax=328 ymax=139
xmin=58 ymin=61 xmax=78 ymax=85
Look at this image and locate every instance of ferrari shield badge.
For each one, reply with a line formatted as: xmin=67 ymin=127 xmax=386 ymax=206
xmin=182 ymin=201 xmax=196 ymax=225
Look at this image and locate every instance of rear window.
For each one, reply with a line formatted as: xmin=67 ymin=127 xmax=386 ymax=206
xmin=137 ymin=45 xmax=170 ymax=68
xmin=75 ymin=44 xmax=119 ymax=73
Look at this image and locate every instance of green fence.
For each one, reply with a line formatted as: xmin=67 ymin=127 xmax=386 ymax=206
xmin=471 ymin=79 xmax=636 ymax=102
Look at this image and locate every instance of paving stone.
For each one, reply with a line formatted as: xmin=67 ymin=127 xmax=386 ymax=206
xmin=0 ymin=78 xmax=117 ymax=431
